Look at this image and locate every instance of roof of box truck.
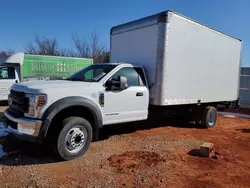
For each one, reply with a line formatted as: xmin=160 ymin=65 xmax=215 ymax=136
xmin=111 ymin=10 xmax=241 ymax=42
xmin=0 ymin=53 xmax=24 ymax=65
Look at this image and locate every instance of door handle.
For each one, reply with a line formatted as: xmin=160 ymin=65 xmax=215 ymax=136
xmin=136 ymin=92 xmax=143 ymax=96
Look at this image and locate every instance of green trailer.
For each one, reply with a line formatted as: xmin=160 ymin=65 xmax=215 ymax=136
xmin=22 ymin=54 xmax=93 ymax=80
xmin=0 ymin=53 xmax=93 ymax=100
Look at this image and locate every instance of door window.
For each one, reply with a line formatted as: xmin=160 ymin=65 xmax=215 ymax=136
xmin=110 ymin=67 xmax=139 ymax=87
xmin=0 ymin=67 xmax=15 ymax=79
xmin=134 ymin=67 xmax=147 ymax=86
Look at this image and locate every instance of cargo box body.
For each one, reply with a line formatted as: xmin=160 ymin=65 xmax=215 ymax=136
xmin=22 ymin=54 xmax=93 ymax=80
xmin=110 ymin=11 xmax=242 ymax=106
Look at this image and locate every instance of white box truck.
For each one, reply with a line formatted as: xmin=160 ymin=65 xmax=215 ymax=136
xmin=0 ymin=53 xmax=93 ymax=101
xmin=3 ymin=10 xmax=242 ymax=160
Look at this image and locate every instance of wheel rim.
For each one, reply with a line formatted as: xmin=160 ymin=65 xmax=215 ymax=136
xmin=64 ymin=125 xmax=87 ymax=154
xmin=208 ymin=110 xmax=216 ymax=126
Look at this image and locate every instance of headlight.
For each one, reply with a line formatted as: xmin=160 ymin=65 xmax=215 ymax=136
xmin=25 ymin=94 xmax=47 ymax=118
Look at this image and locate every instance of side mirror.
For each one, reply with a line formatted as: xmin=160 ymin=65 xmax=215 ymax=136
xmin=105 ymin=76 xmax=128 ymax=90
xmin=105 ymin=79 xmax=114 ymax=90
xmin=119 ymin=76 xmax=128 ymax=90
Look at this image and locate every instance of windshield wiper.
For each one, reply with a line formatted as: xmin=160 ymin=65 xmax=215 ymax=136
xmin=67 ymin=78 xmax=83 ymax=81
xmin=93 ymin=72 xmax=106 ymax=81
xmin=83 ymin=79 xmax=97 ymax=82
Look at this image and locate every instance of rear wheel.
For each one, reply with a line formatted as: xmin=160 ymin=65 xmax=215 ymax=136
xmin=54 ymin=117 xmax=93 ymax=160
xmin=201 ymin=106 xmax=217 ymax=128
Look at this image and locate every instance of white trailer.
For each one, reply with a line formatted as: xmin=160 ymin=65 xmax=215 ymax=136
xmin=110 ymin=10 xmax=242 ymax=106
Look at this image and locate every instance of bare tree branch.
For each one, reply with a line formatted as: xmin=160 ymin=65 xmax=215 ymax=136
xmin=72 ymin=31 xmax=108 ymax=63
xmin=25 ymin=35 xmax=59 ymax=56
xmin=72 ymin=34 xmax=90 ymax=58
xmin=58 ymin=48 xmax=76 ymax=57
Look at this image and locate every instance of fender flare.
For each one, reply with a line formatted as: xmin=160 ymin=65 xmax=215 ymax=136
xmin=39 ymin=96 xmax=103 ymax=140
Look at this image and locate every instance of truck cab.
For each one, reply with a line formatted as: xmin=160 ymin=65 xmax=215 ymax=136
xmin=4 ymin=62 xmax=149 ymax=160
xmin=0 ymin=53 xmax=22 ymax=101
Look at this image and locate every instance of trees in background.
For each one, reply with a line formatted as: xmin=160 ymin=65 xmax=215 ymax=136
xmin=0 ymin=49 xmax=14 ymax=56
xmin=72 ymin=32 xmax=109 ymax=63
xmin=24 ymin=31 xmax=109 ymax=63
xmin=25 ymin=36 xmax=59 ymax=56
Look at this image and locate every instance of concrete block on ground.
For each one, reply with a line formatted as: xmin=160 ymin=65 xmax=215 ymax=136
xmin=200 ymin=142 xmax=214 ymax=157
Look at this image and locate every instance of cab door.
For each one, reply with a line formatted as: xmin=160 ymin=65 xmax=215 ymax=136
xmin=0 ymin=67 xmax=18 ymax=101
xmin=103 ymin=67 xmax=149 ymax=125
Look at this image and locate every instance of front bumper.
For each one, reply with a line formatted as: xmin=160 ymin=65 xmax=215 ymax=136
xmin=4 ymin=110 xmax=42 ymax=137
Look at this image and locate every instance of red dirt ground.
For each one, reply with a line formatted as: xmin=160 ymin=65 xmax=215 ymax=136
xmin=0 ymin=110 xmax=250 ymax=187
xmin=224 ymin=107 xmax=250 ymax=115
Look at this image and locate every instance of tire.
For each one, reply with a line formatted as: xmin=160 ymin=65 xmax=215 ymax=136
xmin=54 ymin=117 xmax=93 ymax=160
xmin=201 ymin=106 xmax=217 ymax=128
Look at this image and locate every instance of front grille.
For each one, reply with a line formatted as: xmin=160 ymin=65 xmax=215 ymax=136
xmin=10 ymin=89 xmax=26 ymax=98
xmin=8 ymin=89 xmax=29 ymax=117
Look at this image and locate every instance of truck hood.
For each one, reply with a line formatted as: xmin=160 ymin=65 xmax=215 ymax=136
xmin=11 ymin=80 xmax=105 ymax=119
xmin=11 ymin=80 xmax=100 ymax=94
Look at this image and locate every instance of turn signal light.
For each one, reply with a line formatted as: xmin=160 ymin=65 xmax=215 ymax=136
xmin=38 ymin=95 xmax=46 ymax=107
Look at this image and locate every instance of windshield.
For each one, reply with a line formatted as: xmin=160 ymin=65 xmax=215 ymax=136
xmin=68 ymin=64 xmax=117 ymax=82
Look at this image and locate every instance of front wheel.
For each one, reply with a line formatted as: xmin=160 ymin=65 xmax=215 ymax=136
xmin=201 ymin=106 xmax=217 ymax=128
xmin=55 ymin=117 xmax=93 ymax=160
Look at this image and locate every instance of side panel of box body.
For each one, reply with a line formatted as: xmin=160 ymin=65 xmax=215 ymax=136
xmin=158 ymin=12 xmax=242 ymax=106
